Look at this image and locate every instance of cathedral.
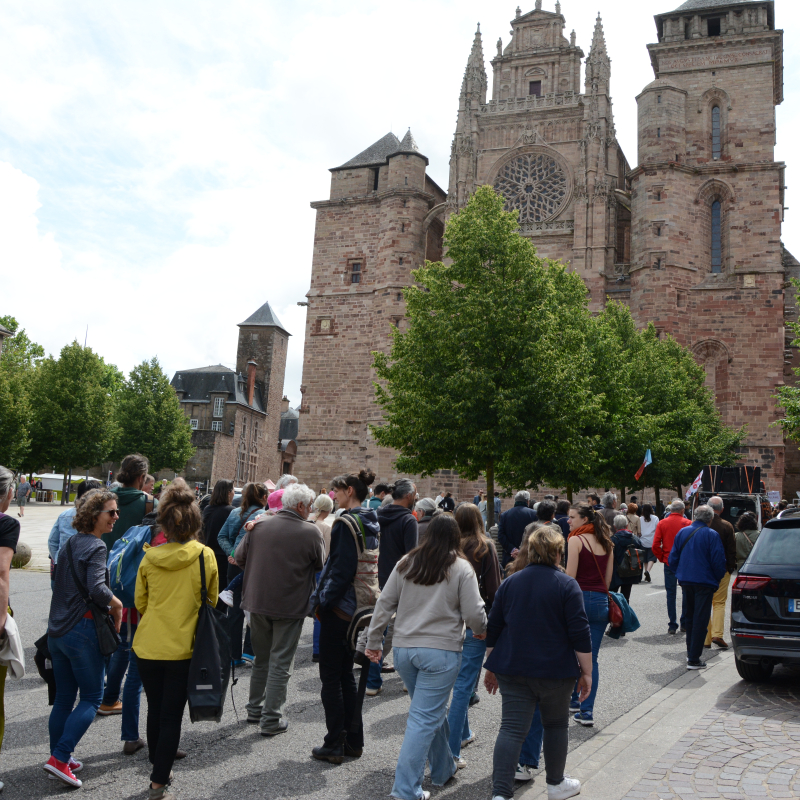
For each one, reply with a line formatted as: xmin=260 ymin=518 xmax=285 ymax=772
xmin=296 ymin=0 xmax=798 ymax=498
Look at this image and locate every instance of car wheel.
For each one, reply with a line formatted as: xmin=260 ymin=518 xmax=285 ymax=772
xmin=735 ymin=655 xmax=774 ymax=682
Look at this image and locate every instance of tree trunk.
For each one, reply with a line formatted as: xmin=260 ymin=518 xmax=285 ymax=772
xmin=566 ymin=484 xmax=573 ymax=503
xmin=621 ymin=487 xmax=626 ymax=503
xmin=486 ymin=461 xmax=495 ymax=531
xmin=61 ymin=469 xmax=69 ymax=506
xmin=654 ymin=485 xmax=661 ymax=513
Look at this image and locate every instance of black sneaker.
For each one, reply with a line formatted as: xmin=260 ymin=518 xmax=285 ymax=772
xmin=469 ymin=693 xmax=480 ymax=707
xmin=645 ymin=572 xmax=651 ymax=583
xmin=679 ymin=626 xmax=687 ymax=633
xmin=311 ymin=653 xmax=320 ymax=663
xmin=687 ymin=660 xmax=707 ymax=670
xmin=667 ymin=627 xmax=678 ymax=635
xmin=312 ymin=744 xmax=344 ymax=764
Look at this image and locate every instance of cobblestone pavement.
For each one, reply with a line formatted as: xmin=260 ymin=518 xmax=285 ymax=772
xmin=622 ymin=667 xmax=800 ymax=800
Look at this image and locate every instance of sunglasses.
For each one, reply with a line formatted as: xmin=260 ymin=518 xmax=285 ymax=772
xmin=100 ymin=509 xmax=120 ymax=517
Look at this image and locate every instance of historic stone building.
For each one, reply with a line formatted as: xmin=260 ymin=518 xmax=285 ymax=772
xmin=297 ymin=0 xmax=797 ymax=497
xmin=170 ymin=301 xmax=289 ymax=489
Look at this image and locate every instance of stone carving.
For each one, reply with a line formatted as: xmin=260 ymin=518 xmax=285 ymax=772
xmin=497 ymin=37 xmax=502 ymax=56
xmin=493 ymin=153 xmax=569 ymax=223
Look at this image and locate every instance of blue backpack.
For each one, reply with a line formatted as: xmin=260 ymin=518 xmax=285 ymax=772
xmin=107 ymin=524 xmax=154 ymax=608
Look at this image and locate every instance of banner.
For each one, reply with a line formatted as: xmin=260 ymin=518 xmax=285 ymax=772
xmin=634 ymin=449 xmax=652 ymax=482
xmin=685 ymin=470 xmax=704 ymax=502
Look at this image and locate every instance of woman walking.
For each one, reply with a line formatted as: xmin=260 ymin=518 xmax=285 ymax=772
xmin=201 ymin=479 xmax=234 ymax=610
xmin=45 ymin=489 xmax=123 ymax=787
xmin=309 ymin=494 xmax=334 ymax=662
xmin=447 ymin=504 xmax=500 ymax=767
xmin=133 ymin=479 xmax=219 ymax=800
xmin=734 ymin=512 xmax=760 ymax=570
xmin=485 ymin=526 xmax=592 ymax=800
xmin=217 ymin=482 xmax=268 ymax=665
xmin=638 ymin=504 xmax=658 ymax=582
xmin=565 ymin=502 xmax=613 ymax=728
xmin=609 ymin=515 xmax=644 ymax=602
xmin=625 ymin=502 xmax=641 ymax=537
xmin=365 ymin=514 xmax=487 ymax=800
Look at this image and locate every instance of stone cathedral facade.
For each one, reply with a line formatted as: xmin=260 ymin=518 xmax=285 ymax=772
xmin=297 ymin=0 xmax=798 ymax=498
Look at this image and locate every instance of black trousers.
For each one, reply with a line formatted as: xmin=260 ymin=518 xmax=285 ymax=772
xmin=318 ymin=607 xmax=363 ymax=749
xmin=610 ymin=583 xmax=632 ymax=602
xmin=137 ymin=657 xmax=191 ymax=786
xmin=682 ymin=583 xmax=716 ymax=662
xmin=226 ymin=563 xmax=253 ymax=659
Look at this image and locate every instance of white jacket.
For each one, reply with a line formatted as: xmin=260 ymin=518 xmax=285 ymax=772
xmin=0 ymin=616 xmax=25 ymax=679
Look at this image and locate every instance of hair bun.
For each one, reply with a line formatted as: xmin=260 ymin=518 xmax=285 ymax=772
xmin=358 ymin=468 xmax=376 ymax=487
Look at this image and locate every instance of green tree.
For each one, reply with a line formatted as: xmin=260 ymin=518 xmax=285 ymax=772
xmin=776 ymin=278 xmax=800 ymax=453
xmin=29 ymin=342 xmax=116 ymax=501
xmin=372 ymin=186 xmax=599 ymax=527
xmin=0 ymin=316 xmax=44 ymax=469
xmin=112 ymin=357 xmax=194 ymax=473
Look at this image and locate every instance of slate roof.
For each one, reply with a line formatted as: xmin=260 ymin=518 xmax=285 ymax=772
xmin=279 ymin=406 xmax=299 ymax=441
xmin=332 ymin=130 xmax=429 ymax=171
xmin=673 ymin=0 xmax=759 ymax=10
xmin=238 ymin=301 xmax=290 ymax=335
xmin=171 ymin=366 xmax=266 ymax=414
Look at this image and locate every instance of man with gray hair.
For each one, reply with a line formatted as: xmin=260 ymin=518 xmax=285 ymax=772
xmin=497 ymin=491 xmax=537 ymax=568
xmin=235 ymin=483 xmax=324 ymax=734
xmin=274 ymin=474 xmax=299 ymax=492
xmin=601 ymin=492 xmax=618 ymax=529
xmin=653 ymin=499 xmax=692 ymax=634
xmin=704 ymin=496 xmax=737 ymax=650
xmin=668 ymin=506 xmax=726 ymax=670
xmin=366 ymin=479 xmax=419 ymax=696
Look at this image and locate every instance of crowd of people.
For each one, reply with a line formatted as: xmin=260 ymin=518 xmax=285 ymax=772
xmin=0 ymin=462 xmax=779 ymax=800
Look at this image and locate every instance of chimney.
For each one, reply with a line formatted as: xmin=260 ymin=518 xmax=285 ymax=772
xmin=281 ymin=396 xmax=290 ymax=413
xmin=247 ymin=360 xmax=257 ymax=406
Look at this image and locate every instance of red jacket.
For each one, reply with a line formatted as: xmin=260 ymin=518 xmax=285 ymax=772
xmin=652 ymin=513 xmax=692 ymax=564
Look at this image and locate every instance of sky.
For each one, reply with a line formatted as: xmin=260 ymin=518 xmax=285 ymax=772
xmin=1 ymin=0 xmax=799 ymax=407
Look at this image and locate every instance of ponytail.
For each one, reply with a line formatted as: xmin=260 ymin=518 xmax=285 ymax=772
xmin=572 ymin=501 xmax=614 ymax=555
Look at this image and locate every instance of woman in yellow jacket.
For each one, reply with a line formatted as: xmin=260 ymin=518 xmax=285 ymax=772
xmin=133 ymin=479 xmax=218 ymax=800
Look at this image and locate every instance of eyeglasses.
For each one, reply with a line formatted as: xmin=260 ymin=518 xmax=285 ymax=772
xmin=100 ymin=509 xmax=120 ymax=517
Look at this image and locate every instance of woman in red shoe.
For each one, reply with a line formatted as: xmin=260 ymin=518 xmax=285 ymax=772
xmin=45 ymin=489 xmax=123 ymax=787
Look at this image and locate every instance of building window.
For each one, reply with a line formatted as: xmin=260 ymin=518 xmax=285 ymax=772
xmin=656 ymin=226 xmax=662 ymax=237
xmin=250 ymin=333 xmax=258 ymax=341
xmin=711 ymin=200 xmax=722 ymax=273
xmin=657 ymin=128 xmax=661 ymax=139
xmin=211 ymin=421 xmax=222 ymax=432
xmin=397 ymin=292 xmax=403 ymax=301
xmin=351 ymin=262 xmax=361 ymax=284
xmin=372 ymin=168 xmax=379 ymax=191
xmin=229 ymin=421 xmax=235 ymax=435
xmin=399 ymin=257 xmax=404 ymax=265
xmin=190 ymin=419 xmax=198 ymax=430
xmin=657 ymin=94 xmax=662 ymax=104
xmin=529 ymin=80 xmax=542 ymax=97
xmin=213 ymin=397 xmax=224 ymax=417
xmin=401 ymin=222 xmax=405 ymax=233
xmin=707 ymin=17 xmax=721 ymax=37
xmin=656 ymin=191 xmax=662 ymax=201
xmin=712 ymin=106 xmax=721 ymax=160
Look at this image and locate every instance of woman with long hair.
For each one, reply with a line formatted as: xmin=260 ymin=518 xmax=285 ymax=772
xmin=202 ymin=479 xmax=234 ymax=610
xmin=309 ymin=494 xmax=334 ymax=662
xmin=734 ymin=512 xmax=760 ymax=570
xmin=638 ymin=503 xmax=658 ymax=582
xmin=45 ymin=489 xmax=123 ymax=788
xmin=447 ymin=504 xmax=501 ymax=767
xmin=364 ymin=514 xmax=487 ymax=800
xmin=217 ymin=482 xmax=268 ymax=665
xmin=565 ymin=502 xmax=613 ymax=728
xmin=133 ymin=478 xmax=218 ymax=800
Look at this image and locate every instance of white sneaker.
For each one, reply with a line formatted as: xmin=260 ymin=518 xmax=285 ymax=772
xmin=455 ymin=756 xmax=467 ymax=769
xmin=422 ymin=792 xmax=431 ymax=800
xmin=365 ymin=687 xmax=382 ymax=696
xmin=548 ymin=776 xmax=581 ymax=800
xmin=515 ymin=763 xmax=534 ymax=781
xmin=461 ymin=733 xmax=476 ymax=747
xmin=492 ymin=796 xmax=512 ymax=800
xmin=218 ymin=589 xmax=234 ymax=607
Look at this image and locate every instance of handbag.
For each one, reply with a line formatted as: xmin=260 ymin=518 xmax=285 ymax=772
xmin=580 ymin=536 xmax=623 ymax=628
xmin=65 ymin=537 xmax=121 ymax=657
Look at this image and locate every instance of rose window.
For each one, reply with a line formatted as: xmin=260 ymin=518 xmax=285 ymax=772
xmin=493 ymin=153 xmax=568 ymax=223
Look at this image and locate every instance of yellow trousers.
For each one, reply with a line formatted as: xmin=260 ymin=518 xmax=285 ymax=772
xmin=705 ymin=572 xmax=731 ymax=644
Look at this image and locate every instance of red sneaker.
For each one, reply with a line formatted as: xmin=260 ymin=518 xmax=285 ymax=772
xmin=47 ymin=757 xmax=83 ymax=779
xmin=43 ymin=755 xmax=82 ymax=787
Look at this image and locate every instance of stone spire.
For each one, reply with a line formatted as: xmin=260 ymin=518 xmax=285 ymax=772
xmin=585 ymin=13 xmax=611 ymax=94
xmin=460 ymin=24 xmax=487 ymax=103
xmin=398 ymin=128 xmax=419 ymax=152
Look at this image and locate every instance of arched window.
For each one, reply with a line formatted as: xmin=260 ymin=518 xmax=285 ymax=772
xmin=711 ymin=106 xmax=721 ymax=160
xmin=711 ymin=200 xmax=722 ymax=273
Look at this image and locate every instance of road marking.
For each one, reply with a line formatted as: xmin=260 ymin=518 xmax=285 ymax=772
xmin=647 ymin=590 xmax=666 ymax=595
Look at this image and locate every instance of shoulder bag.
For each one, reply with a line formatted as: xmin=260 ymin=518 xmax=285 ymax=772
xmin=66 ymin=536 xmax=120 ymax=657
xmin=579 ymin=535 xmax=623 ymax=628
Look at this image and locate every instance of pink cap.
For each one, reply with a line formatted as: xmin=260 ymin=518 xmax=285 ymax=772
xmin=267 ymin=489 xmax=284 ymax=510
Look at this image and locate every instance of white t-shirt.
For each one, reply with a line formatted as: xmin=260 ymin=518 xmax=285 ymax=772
xmin=639 ymin=515 xmax=658 ymax=547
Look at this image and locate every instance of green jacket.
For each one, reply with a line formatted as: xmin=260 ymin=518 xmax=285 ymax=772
xmin=102 ymin=486 xmax=157 ymax=550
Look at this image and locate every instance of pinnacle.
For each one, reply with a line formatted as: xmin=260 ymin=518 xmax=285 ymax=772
xmin=589 ymin=12 xmax=608 ymax=56
xmin=399 ymin=128 xmax=419 ymax=152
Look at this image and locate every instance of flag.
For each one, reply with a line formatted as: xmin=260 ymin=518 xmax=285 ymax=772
xmin=634 ymin=449 xmax=652 ymax=481
xmin=685 ymin=470 xmax=704 ymax=502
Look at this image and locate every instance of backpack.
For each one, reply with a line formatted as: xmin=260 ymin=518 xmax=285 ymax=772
xmin=187 ymin=552 xmax=232 ymax=723
xmin=107 ymin=523 xmax=154 ymax=608
xmin=617 ymin=543 xmax=645 ymax=579
xmin=336 ymin=513 xmax=381 ymax=654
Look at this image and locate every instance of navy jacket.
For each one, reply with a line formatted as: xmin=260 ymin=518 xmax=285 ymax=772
xmin=497 ymin=501 xmax=538 ymax=567
xmin=610 ymin=530 xmax=644 ymax=587
xmin=668 ymin=521 xmax=726 ymax=588
xmin=376 ymin=504 xmax=418 ymax=588
xmin=553 ymin=514 xmax=570 ymax=540
xmin=485 ymin=564 xmax=591 ymax=679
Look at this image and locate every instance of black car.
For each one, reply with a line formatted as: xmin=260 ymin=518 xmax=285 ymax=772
xmin=731 ymin=516 xmax=800 ymax=681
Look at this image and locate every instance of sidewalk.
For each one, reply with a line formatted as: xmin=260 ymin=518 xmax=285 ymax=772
xmin=520 ymin=650 xmax=800 ymax=799
xmin=11 ymin=502 xmax=64 ymax=572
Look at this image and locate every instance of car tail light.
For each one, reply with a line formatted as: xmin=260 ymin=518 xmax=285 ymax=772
xmin=731 ymin=575 xmax=772 ymax=594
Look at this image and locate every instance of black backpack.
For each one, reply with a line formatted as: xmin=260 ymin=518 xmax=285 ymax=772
xmin=187 ymin=552 xmax=232 ymax=723
xmin=617 ymin=543 xmax=645 ymax=579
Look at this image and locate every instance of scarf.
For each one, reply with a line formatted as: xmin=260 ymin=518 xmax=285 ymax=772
xmin=568 ymin=522 xmax=595 ymax=540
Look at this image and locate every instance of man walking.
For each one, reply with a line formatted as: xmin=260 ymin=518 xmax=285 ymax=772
xmin=15 ymin=476 xmax=31 ymax=518
xmin=366 ymin=479 xmax=418 ymax=696
xmin=704 ymin=496 xmax=737 ymax=650
xmin=668 ymin=506 xmax=726 ymax=670
xmin=601 ymin=492 xmax=618 ymax=528
xmin=653 ymin=500 xmax=692 ymax=634
xmin=235 ymin=483 xmax=324 ymax=735
xmin=497 ymin=491 xmax=537 ymax=568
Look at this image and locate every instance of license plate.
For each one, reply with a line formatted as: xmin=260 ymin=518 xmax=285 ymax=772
xmin=790 ymin=600 xmax=800 ymax=613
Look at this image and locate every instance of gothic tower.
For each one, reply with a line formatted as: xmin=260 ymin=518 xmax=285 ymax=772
xmin=629 ymin=0 xmax=788 ymax=491
xmin=447 ymin=3 xmax=631 ymax=310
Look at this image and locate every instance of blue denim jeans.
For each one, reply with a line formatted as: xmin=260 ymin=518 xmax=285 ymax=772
xmin=570 ymin=590 xmax=608 ymax=715
xmin=519 ymin=704 xmax=543 ymax=767
xmin=392 ymin=647 xmax=461 ymax=800
xmin=312 ymin=572 xmax=321 ymax=655
xmin=366 ymin=627 xmax=387 ymax=691
xmin=102 ymin=621 xmax=142 ymax=741
xmin=664 ymin=564 xmax=686 ymax=630
xmin=48 ymin=617 xmax=106 ymax=763
xmin=446 ymin=629 xmax=486 ymax=758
